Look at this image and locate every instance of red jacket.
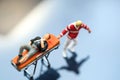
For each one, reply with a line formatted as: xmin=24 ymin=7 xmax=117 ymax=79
xmin=60 ymin=22 xmax=90 ymax=39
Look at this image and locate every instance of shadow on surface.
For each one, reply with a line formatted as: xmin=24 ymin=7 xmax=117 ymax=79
xmin=35 ymin=67 xmax=60 ymax=80
xmin=35 ymin=51 xmax=89 ymax=80
xmin=58 ymin=51 xmax=90 ymax=74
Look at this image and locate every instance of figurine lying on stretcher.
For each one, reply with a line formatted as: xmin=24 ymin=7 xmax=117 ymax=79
xmin=11 ymin=34 xmax=60 ymax=71
xmin=16 ymin=34 xmax=50 ymax=65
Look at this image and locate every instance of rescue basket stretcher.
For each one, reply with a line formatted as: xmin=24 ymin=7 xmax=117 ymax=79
xmin=11 ymin=34 xmax=60 ymax=71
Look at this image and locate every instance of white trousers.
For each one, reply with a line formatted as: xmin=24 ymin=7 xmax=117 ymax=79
xmin=63 ymin=37 xmax=77 ymax=57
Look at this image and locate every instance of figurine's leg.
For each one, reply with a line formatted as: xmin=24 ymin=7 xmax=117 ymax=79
xmin=17 ymin=45 xmax=31 ymax=65
xmin=27 ymin=48 xmax=38 ymax=59
xmin=19 ymin=45 xmax=30 ymax=56
xmin=69 ymin=38 xmax=77 ymax=52
xmin=62 ymin=38 xmax=71 ymax=58
xmin=18 ymin=47 xmax=38 ymax=64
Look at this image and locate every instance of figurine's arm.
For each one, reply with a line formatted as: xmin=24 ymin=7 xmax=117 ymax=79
xmin=41 ymin=34 xmax=50 ymax=48
xmin=57 ymin=26 xmax=70 ymax=39
xmin=81 ymin=23 xmax=91 ymax=33
xmin=40 ymin=38 xmax=45 ymax=48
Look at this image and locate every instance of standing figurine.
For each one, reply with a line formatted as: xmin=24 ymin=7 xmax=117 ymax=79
xmin=57 ymin=20 xmax=91 ymax=58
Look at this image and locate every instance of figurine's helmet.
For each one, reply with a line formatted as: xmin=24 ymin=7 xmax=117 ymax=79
xmin=76 ymin=20 xmax=82 ymax=27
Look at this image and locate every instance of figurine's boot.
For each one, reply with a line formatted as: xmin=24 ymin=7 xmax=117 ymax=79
xmin=16 ymin=54 xmax=22 ymax=65
xmin=68 ymin=48 xmax=75 ymax=52
xmin=62 ymin=50 xmax=67 ymax=58
xmin=16 ymin=46 xmax=25 ymax=65
xmin=19 ymin=54 xmax=28 ymax=64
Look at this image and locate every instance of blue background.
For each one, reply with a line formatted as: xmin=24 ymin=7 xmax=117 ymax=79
xmin=0 ymin=0 xmax=120 ymax=80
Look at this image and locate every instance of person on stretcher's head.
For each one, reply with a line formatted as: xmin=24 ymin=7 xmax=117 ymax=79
xmin=16 ymin=34 xmax=50 ymax=65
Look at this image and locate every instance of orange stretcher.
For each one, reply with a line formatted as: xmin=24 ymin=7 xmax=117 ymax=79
xmin=11 ymin=34 xmax=60 ymax=71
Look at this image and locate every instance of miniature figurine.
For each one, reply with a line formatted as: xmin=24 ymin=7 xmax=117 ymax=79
xmin=11 ymin=34 xmax=60 ymax=79
xmin=57 ymin=20 xmax=91 ymax=58
xmin=16 ymin=34 xmax=50 ymax=65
